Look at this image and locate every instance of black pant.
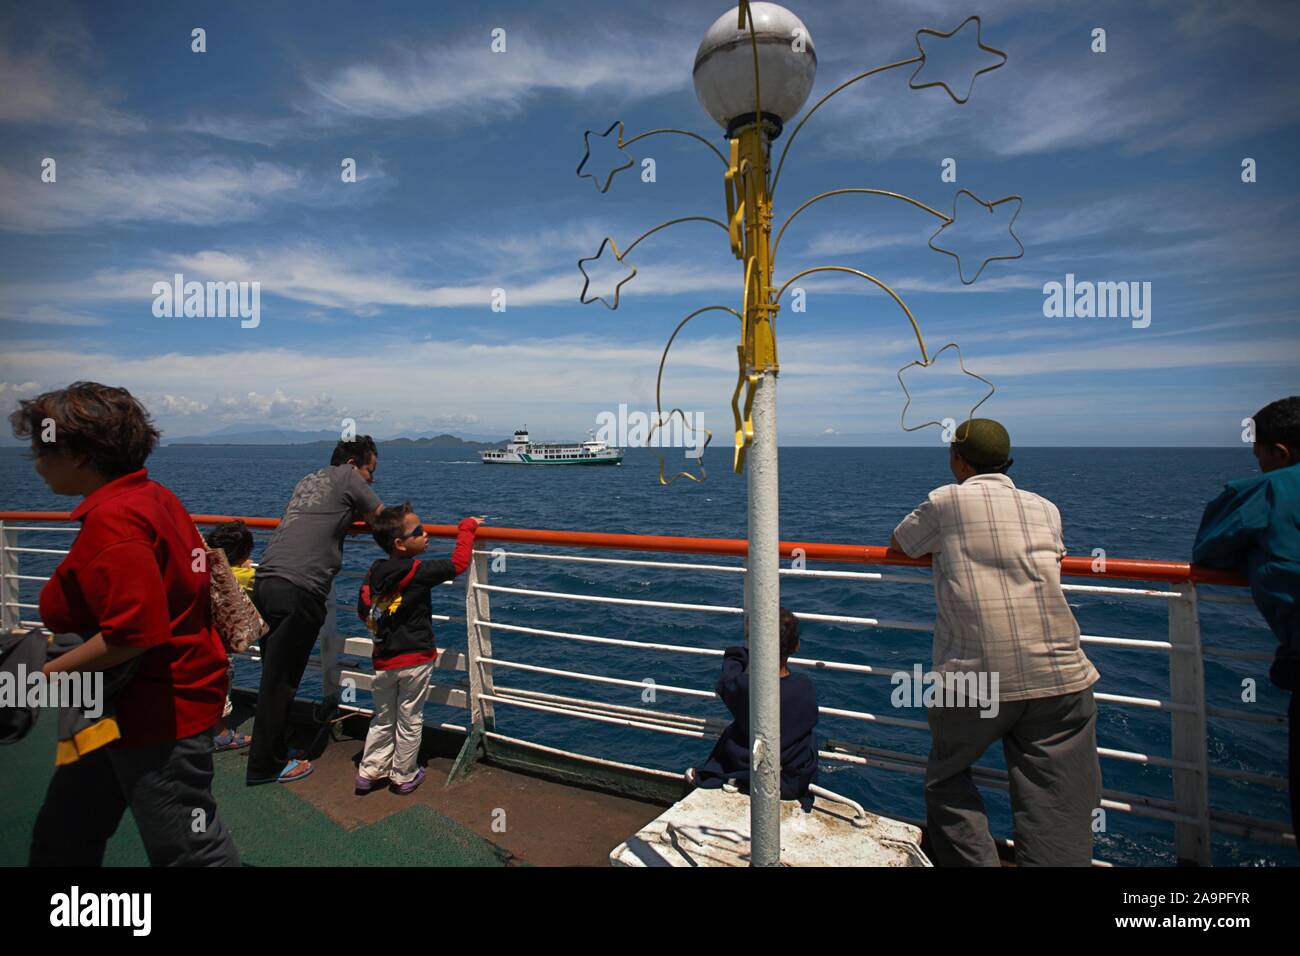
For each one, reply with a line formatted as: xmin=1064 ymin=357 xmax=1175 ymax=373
xmin=29 ymin=730 xmax=240 ymax=866
xmin=1290 ymin=692 xmax=1298 ymax=849
xmin=247 ymin=575 xmax=327 ymax=782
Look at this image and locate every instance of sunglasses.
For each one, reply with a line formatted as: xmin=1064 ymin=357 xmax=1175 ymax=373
xmin=402 ymin=525 xmax=429 ymax=540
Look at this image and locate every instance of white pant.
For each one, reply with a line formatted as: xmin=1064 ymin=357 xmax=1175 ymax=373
xmin=358 ymin=659 xmax=435 ymax=785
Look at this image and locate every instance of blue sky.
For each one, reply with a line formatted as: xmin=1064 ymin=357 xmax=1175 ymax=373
xmin=0 ymin=0 xmax=1297 ymax=446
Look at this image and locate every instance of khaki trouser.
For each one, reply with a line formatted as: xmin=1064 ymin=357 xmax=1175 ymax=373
xmin=359 ymin=659 xmax=436 ymax=785
xmin=924 ymin=687 xmax=1101 ymax=867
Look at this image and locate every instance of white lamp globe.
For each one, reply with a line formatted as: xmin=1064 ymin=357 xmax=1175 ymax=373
xmin=692 ymin=3 xmax=817 ymax=138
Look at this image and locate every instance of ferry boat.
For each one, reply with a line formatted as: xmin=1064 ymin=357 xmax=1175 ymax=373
xmin=480 ymin=427 xmax=623 ymax=466
xmin=0 ymin=511 xmax=1291 ymax=867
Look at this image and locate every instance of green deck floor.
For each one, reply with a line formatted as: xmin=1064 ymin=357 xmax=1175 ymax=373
xmin=0 ymin=717 xmax=510 ymax=867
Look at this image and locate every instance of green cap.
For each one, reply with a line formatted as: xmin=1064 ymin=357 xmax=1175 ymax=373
xmin=952 ymin=418 xmax=1011 ymax=468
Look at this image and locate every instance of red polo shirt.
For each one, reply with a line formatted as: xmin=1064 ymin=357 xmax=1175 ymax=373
xmin=39 ymin=469 xmax=228 ymax=746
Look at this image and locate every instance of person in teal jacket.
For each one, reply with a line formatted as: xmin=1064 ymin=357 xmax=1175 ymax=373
xmin=1193 ymin=396 xmax=1300 ymax=846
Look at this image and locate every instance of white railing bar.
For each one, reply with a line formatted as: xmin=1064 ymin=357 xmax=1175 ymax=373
xmin=480 ymin=619 xmax=913 ymax=678
xmin=8 ymin=547 xmax=71 ymax=556
xmin=782 ymin=568 xmax=884 ymax=581
xmin=480 ymin=656 xmax=716 ymax=700
xmin=1206 ymin=705 xmax=1288 ymax=726
xmin=470 ymin=547 xmax=939 ymax=584
xmin=19 ymin=619 xmax=43 ymax=628
xmin=479 ymin=692 xmax=711 ymax=739
xmin=819 ymin=705 xmax=930 ymax=730
xmin=3 ymin=573 xmax=50 ymax=583
xmin=1062 ymin=583 xmax=1180 ymax=599
xmin=1080 ymin=635 xmax=1176 ymax=652
xmin=1096 ymin=798 xmax=1199 ymax=827
xmin=1095 ymin=691 xmax=1190 ymax=713
xmin=792 ymin=610 xmax=933 ymax=632
xmin=473 ymin=582 xmax=743 ymax=616
xmin=818 ymin=748 xmax=1201 ymax=826
xmin=332 ymin=701 xmax=467 ymax=736
xmin=493 ymin=696 xmax=722 ymax=739
xmin=495 ymin=685 xmax=726 ymax=732
xmin=12 ymin=602 xmax=40 ymax=610
xmin=477 ymin=583 xmax=927 ymax=631
xmin=1201 ymin=645 xmax=1275 ymax=663
xmin=1098 ymin=746 xmax=1196 ymax=771
xmin=826 ymin=739 xmax=1182 ymax=814
xmin=474 ymin=549 xmax=746 ymax=575
xmin=490 ymin=689 xmax=1199 ymax=817
xmin=483 ymin=730 xmax=685 ymax=780
xmin=480 ymin=619 xmax=721 ymax=657
xmin=1207 ymin=766 xmax=1289 ymax=788
xmin=2 ymin=525 xmax=78 ymax=532
xmin=486 ymin=658 xmax=933 ymax=730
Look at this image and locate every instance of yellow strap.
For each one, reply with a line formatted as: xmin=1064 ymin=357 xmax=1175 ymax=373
xmin=55 ymin=716 xmax=122 ymax=766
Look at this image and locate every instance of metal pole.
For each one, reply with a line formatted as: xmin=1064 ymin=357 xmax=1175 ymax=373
xmin=747 ymin=369 xmax=781 ymax=866
xmin=729 ymin=115 xmax=782 ymax=867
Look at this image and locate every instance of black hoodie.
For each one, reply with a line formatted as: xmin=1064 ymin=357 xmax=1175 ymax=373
xmin=359 ymin=518 xmax=477 ymax=670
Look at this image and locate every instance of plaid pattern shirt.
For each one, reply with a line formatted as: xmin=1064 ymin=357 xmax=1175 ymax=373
xmin=893 ymin=473 xmax=1099 ymax=701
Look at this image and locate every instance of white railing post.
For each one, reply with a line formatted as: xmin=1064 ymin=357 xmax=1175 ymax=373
xmin=465 ymin=550 xmax=496 ymax=731
xmin=1168 ymin=581 xmax=1212 ymax=865
xmin=0 ymin=522 xmax=18 ymax=632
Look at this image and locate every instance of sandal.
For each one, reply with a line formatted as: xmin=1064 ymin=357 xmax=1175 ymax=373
xmin=277 ymin=759 xmax=313 ymax=783
xmin=214 ymin=731 xmax=252 ymax=752
xmin=246 ymin=758 xmax=313 ymax=786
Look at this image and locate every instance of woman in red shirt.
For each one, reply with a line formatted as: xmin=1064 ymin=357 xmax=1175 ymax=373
xmin=12 ymin=382 xmax=240 ymax=866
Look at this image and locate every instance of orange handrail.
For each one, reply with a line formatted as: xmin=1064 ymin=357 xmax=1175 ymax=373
xmin=0 ymin=510 xmax=1249 ymax=587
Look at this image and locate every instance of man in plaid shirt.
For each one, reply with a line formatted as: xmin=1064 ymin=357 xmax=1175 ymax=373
xmin=891 ymin=419 xmax=1101 ymax=866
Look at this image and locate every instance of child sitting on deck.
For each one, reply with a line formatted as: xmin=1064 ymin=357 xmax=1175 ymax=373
xmin=355 ymin=505 xmax=480 ymax=795
xmin=206 ymin=520 xmax=256 ymax=752
xmin=690 ymin=607 xmax=819 ymax=809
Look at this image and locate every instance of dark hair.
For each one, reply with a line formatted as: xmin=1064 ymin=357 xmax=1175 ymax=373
xmin=205 ymin=520 xmax=254 ymax=566
xmin=331 ymin=435 xmax=377 ymax=467
xmin=951 ymin=446 xmax=1013 ymax=476
xmin=1254 ymin=397 xmax=1300 ymax=456
xmin=9 ymin=382 xmax=160 ymax=478
xmin=779 ymin=607 xmax=800 ymax=662
xmin=370 ymin=501 xmax=413 ymax=553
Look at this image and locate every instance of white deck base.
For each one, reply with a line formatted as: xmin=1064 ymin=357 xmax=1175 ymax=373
xmin=609 ymin=788 xmax=931 ymax=867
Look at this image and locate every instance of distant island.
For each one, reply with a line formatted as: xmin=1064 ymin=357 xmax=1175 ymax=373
xmin=165 ymin=427 xmax=503 ymax=448
xmin=372 ymin=435 xmax=500 ymax=448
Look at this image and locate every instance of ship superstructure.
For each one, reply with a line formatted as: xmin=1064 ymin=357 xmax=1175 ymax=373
xmin=480 ymin=428 xmax=623 ymax=466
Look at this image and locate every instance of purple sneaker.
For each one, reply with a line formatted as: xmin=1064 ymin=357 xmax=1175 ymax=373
xmin=355 ymin=773 xmax=387 ymax=794
xmin=390 ymin=768 xmax=426 ymax=795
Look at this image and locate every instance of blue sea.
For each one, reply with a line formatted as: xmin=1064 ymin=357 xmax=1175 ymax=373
xmin=0 ymin=445 xmax=1290 ymax=866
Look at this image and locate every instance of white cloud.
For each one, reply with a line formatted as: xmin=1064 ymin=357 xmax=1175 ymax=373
xmin=0 ymin=156 xmax=307 ymax=232
xmin=303 ymin=26 xmax=690 ymax=123
xmin=0 ymin=22 xmax=143 ymax=133
xmin=0 ymin=305 xmax=108 ymax=327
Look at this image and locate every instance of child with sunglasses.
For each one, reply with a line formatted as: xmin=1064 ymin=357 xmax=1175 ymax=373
xmin=354 ymin=504 xmax=481 ymax=794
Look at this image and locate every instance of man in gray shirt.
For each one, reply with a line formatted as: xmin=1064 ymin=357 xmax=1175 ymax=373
xmin=247 ymin=437 xmax=384 ymax=785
